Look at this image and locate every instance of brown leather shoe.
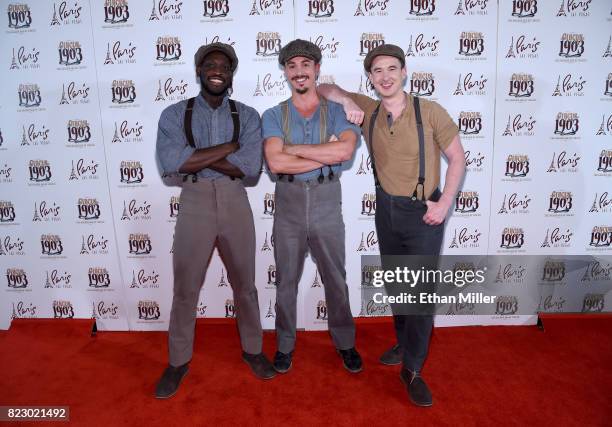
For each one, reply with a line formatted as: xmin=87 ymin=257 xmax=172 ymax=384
xmin=155 ymin=363 xmax=189 ymax=399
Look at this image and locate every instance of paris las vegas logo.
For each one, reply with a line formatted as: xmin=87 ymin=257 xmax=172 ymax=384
xmin=501 ymin=114 xmax=535 ymax=137
xmin=540 ymin=227 xmax=573 ymax=249
xmin=253 ymin=73 xmax=288 ymax=97
xmin=595 ymin=114 xmax=612 ymax=136
xmin=454 ymin=0 xmax=489 ymax=16
xmin=120 ymin=199 xmax=152 ymax=221
xmin=49 ymin=2 xmax=83 ymax=26
xmin=405 ymin=33 xmax=440 ymax=58
xmin=43 ymin=269 xmax=71 ymax=289
xmin=311 ymin=35 xmax=340 ymax=60
xmin=249 ymin=0 xmax=285 ymax=16
xmin=154 ymin=77 xmax=189 ymax=103
xmin=589 ymin=192 xmax=612 ymax=214
xmin=103 ymin=40 xmax=136 ymax=66
xmin=93 ymin=301 xmax=120 ymax=320
xmin=148 ymin=0 xmax=183 ymax=21
xmin=498 ymin=192 xmax=531 ymax=215
xmin=452 ymin=73 xmax=487 ymax=96
xmin=9 ymin=45 xmax=40 ymax=70
xmin=447 ymin=227 xmax=482 ymax=249
xmin=68 ymin=159 xmax=100 ymax=181
xmin=556 ymin=0 xmax=591 ymax=18
xmin=354 ymin=0 xmax=389 ymax=17
xmin=0 ymin=236 xmax=25 ymax=256
xmin=59 ymin=81 xmax=91 ymax=105
xmin=505 ymin=34 xmax=540 ymax=59
xmin=32 ymin=200 xmax=61 ymax=223
xmin=111 ymin=120 xmax=143 ymax=143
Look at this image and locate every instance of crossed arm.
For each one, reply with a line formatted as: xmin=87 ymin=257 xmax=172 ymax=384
xmin=264 ymin=130 xmax=357 ymax=175
xmin=178 ymin=142 xmax=244 ymax=178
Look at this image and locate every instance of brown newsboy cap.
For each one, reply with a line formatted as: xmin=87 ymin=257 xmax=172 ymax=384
xmin=278 ymin=39 xmax=322 ymax=66
xmin=363 ymin=44 xmax=406 ymax=72
xmin=194 ymin=42 xmax=238 ymax=72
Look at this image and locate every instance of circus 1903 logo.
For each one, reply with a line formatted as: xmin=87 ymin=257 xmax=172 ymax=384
xmin=103 ymin=40 xmax=136 ymax=65
xmin=0 ymin=201 xmax=17 ymax=223
xmin=111 ymin=80 xmax=136 ymax=105
xmin=104 ymin=0 xmax=130 ymax=25
xmin=557 ymin=33 xmax=585 ymax=62
xmin=596 ymin=149 xmax=612 ymax=175
xmin=255 ymin=32 xmax=281 ymax=59
xmin=553 ymin=112 xmax=579 ymax=137
xmin=457 ymin=32 xmax=485 ymax=58
xmin=224 ymin=299 xmax=235 ymax=318
xmin=501 ymin=114 xmax=535 ymax=137
xmin=405 ymin=33 xmax=439 ymax=58
xmin=202 ymin=0 xmax=230 ymax=19
xmin=57 ymin=41 xmax=84 ymax=68
xmin=263 ymin=193 xmax=275 ymax=217
xmin=452 ymin=73 xmax=487 ymax=96
xmin=7 ymin=4 xmax=33 ymax=30
xmin=589 ymin=226 xmax=612 ymax=249
xmin=7 ymin=268 xmax=29 ymax=289
xmin=499 ymin=228 xmax=525 ymax=250
xmin=128 ymin=233 xmax=152 ymax=256
xmin=354 ymin=0 xmax=389 ymax=17
xmin=9 ymin=46 xmax=40 ymax=70
xmin=457 ymin=112 xmax=483 ymax=137
xmin=18 ymin=83 xmax=42 ymax=109
xmin=504 ymin=155 xmax=530 ymax=180
xmin=60 ymin=82 xmax=91 ymax=105
xmin=88 ymin=267 xmax=110 ymax=289
xmin=582 ymin=294 xmax=604 ymax=313
xmin=508 ymin=73 xmax=534 ymax=100
xmin=148 ymin=0 xmax=183 ymax=21
xmin=249 ymin=0 xmax=284 ymax=16
xmin=495 ymin=296 xmax=519 ymax=316
xmin=454 ymin=191 xmax=479 ymax=215
xmin=28 ymin=160 xmax=53 ymax=184
xmin=359 ymin=33 xmax=384 ymax=57
xmin=604 ymin=73 xmax=612 ymax=98
xmin=119 ymin=161 xmax=144 ymax=184
xmin=557 ymin=0 xmax=591 ymax=17
xmin=77 ymin=198 xmax=101 ymax=221
xmin=407 ymin=0 xmax=436 ymax=19
xmin=361 ymin=193 xmax=376 ymax=217
xmin=505 ymin=35 xmax=540 ymax=59
xmin=454 ymin=0 xmax=489 ymax=16
xmin=266 ymin=265 xmax=276 ymax=288
xmin=66 ymin=120 xmax=91 ymax=144
xmin=168 ymin=196 xmax=179 ymax=219
xmin=154 ymin=77 xmax=188 ymax=102
xmin=138 ymin=301 xmax=161 ymax=320
xmin=53 ymin=300 xmax=74 ymax=318
xmin=40 ymin=234 xmax=64 ymax=256
xmin=510 ymin=0 xmax=538 ymax=20
xmin=50 ymin=2 xmax=82 ymax=26
xmin=409 ymin=72 xmax=435 ymax=97
xmin=316 ymin=300 xmax=328 ymax=320
xmin=155 ymin=36 xmax=181 ymax=63
xmin=547 ymin=191 xmax=573 ymax=215
xmin=307 ymin=0 xmax=335 ymax=19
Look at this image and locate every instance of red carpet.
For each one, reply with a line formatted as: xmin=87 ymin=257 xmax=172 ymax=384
xmin=1 ymin=316 xmax=610 ymax=426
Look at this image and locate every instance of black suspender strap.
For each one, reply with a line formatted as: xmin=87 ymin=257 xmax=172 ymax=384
xmin=412 ymin=96 xmax=426 ymax=202
xmin=228 ymin=99 xmax=240 ymax=142
xmin=184 ymin=97 xmax=196 ymax=148
xmin=368 ymin=96 xmax=426 ymax=201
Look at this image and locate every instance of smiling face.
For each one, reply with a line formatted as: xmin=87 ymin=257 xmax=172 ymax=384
xmin=367 ymin=55 xmax=407 ymax=99
xmin=198 ymin=51 xmax=233 ymax=96
xmin=284 ymin=56 xmax=320 ymax=95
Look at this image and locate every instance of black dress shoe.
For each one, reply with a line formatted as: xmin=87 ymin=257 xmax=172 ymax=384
xmin=379 ymin=344 xmax=403 ymax=366
xmin=400 ymin=368 xmax=433 ymax=407
xmin=155 ymin=363 xmax=189 ymax=399
xmin=242 ymin=352 xmax=276 ymax=380
xmin=273 ymin=351 xmax=293 ymax=374
xmin=337 ymin=347 xmax=363 ymax=373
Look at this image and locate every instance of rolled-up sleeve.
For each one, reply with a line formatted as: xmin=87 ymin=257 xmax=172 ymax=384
xmin=156 ymin=104 xmax=195 ymax=176
xmin=225 ymin=106 xmax=263 ymax=178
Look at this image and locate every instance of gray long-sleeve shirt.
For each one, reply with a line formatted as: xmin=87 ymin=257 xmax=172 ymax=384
xmin=156 ymin=94 xmax=263 ymax=179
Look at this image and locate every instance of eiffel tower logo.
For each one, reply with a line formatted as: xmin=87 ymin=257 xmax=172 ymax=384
xmin=155 ymin=80 xmax=165 ymax=101
xmin=11 ymin=303 xmax=18 ymax=320
xmin=356 ymin=154 xmax=367 ymax=175
xmin=33 ymin=202 xmax=42 ymax=221
xmin=130 ymin=270 xmax=139 ymax=288
xmin=552 ymin=75 xmax=562 ymax=96
xmin=0 ymin=241 xmax=6 ymax=256
xmin=265 ymin=299 xmax=275 ymax=318
xmin=80 ymin=235 xmax=89 ymax=254
xmin=50 ymin=3 xmax=61 ymax=25
xmin=121 ymin=200 xmax=130 ymax=220
xmin=454 ymin=0 xmax=465 ymax=15
xmin=149 ymin=0 xmax=160 ymax=20
xmin=580 ymin=266 xmax=591 ymax=282
xmin=541 ymin=229 xmax=551 ymax=248
xmin=556 ymin=0 xmax=567 ymax=17
xmin=218 ymin=268 xmax=228 ymax=287
xmin=547 ymin=154 xmax=558 ymax=172
xmin=354 ymin=0 xmax=365 ymax=16
xmin=405 ymin=35 xmax=415 ymax=57
xmin=91 ymin=302 xmax=98 ymax=319
xmin=261 ymin=232 xmax=272 ymax=251
xmin=44 ymin=271 xmax=52 ymax=288
xmin=589 ymin=194 xmax=599 ymax=212
xmin=253 ymin=75 xmax=264 ymax=96
xmin=60 ymin=84 xmax=69 ymax=104
xmin=249 ymin=0 xmax=260 ymax=15
xmin=603 ymin=36 xmax=612 ymax=58
xmin=104 ymin=43 xmax=114 ymax=65
xmin=10 ymin=48 xmax=19 ymax=69
xmin=498 ymin=194 xmax=509 ymax=214
xmin=502 ymin=115 xmax=513 ymax=136
xmin=505 ymin=37 xmax=516 ymax=58
xmin=311 ymin=270 xmax=321 ymax=288
xmin=453 ymin=74 xmax=464 ymax=95
xmin=596 ymin=115 xmax=607 ymax=135
xmin=495 ymin=265 xmax=504 ymax=283
xmin=69 ymin=161 xmax=78 ymax=180
xmin=21 ymin=126 xmax=29 ymax=145
xmin=449 ymin=229 xmax=459 ymax=248
xmin=170 ymin=235 xmax=175 ymax=254
xmin=357 ymin=233 xmax=367 ymax=251
xmin=112 ymin=122 xmax=122 ymax=143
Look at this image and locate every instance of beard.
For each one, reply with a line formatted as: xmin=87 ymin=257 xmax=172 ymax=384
xmin=200 ymin=73 xmax=230 ymax=96
xmin=296 ymin=87 xmax=309 ymax=95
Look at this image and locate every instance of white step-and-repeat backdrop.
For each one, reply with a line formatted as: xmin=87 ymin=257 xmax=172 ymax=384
xmin=1 ymin=0 xmax=611 ymax=331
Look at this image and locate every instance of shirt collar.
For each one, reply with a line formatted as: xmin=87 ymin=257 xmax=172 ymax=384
xmin=196 ymin=92 xmax=230 ymax=111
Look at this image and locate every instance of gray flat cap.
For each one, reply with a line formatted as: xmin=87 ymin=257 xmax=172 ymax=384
xmin=363 ymin=43 xmax=405 ymax=72
xmin=194 ymin=42 xmax=238 ymax=72
xmin=278 ymin=39 xmax=322 ymax=66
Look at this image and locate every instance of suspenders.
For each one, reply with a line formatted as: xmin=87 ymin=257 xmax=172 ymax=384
xmin=368 ymin=96 xmax=427 ymax=202
xmin=182 ymin=97 xmax=240 ymax=182
xmin=278 ymin=98 xmax=335 ymax=184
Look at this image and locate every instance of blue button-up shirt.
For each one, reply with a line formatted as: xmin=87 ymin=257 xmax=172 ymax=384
xmin=262 ymin=98 xmax=360 ymax=181
xmin=156 ymin=94 xmax=263 ymax=179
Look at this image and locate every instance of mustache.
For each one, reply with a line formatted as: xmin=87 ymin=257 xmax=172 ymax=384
xmin=291 ymin=75 xmax=309 ymax=81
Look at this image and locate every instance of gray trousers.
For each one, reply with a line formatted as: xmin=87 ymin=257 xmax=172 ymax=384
xmin=168 ymin=177 xmax=263 ymax=367
xmin=273 ymin=179 xmax=356 ymax=353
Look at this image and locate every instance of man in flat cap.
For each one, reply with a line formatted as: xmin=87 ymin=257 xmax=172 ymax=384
xmin=155 ymin=42 xmax=275 ymax=398
xmin=262 ymin=39 xmax=363 ymax=374
xmin=319 ymin=44 xmax=465 ymax=406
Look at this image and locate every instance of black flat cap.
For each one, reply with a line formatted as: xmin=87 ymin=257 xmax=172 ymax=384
xmin=278 ymin=39 xmax=322 ymax=66
xmin=363 ymin=44 xmax=405 ymax=72
xmin=194 ymin=42 xmax=238 ymax=72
